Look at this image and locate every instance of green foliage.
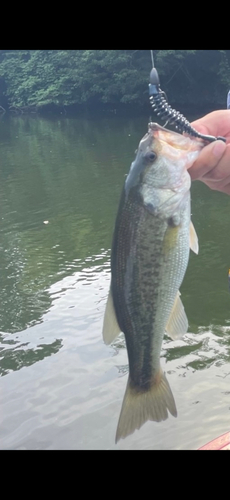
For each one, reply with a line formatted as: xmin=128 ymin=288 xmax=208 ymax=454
xmin=155 ymin=50 xmax=230 ymax=107
xmin=218 ymin=50 xmax=230 ymax=87
xmin=0 ymin=50 xmax=229 ymax=112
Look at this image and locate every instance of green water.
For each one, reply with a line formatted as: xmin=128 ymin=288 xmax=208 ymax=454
xmin=0 ymin=114 xmax=230 ymax=449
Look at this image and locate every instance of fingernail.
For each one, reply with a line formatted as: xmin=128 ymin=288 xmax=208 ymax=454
xmin=212 ymin=140 xmax=226 ymax=158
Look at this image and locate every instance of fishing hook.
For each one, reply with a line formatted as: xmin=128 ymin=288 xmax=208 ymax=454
xmin=149 ymin=66 xmax=226 ymax=144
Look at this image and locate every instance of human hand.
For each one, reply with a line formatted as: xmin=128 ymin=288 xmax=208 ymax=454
xmin=189 ymin=110 xmax=230 ymax=195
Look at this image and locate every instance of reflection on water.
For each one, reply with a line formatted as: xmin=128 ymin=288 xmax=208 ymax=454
xmin=0 ymin=115 xmax=135 ymax=333
xmin=0 ymin=114 xmax=230 ymax=449
xmin=0 ymin=334 xmax=62 ymax=376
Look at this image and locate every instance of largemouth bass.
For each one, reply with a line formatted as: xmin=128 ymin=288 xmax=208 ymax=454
xmin=103 ymin=123 xmax=204 ymax=442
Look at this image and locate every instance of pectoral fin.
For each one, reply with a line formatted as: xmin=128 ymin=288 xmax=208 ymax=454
xmin=190 ymin=220 xmax=199 ymax=254
xmin=165 ymin=291 xmax=188 ymax=340
xmin=102 ymin=287 xmax=121 ymax=345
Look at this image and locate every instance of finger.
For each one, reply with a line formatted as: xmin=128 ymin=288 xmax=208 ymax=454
xmin=201 ymin=145 xmax=230 ymax=182
xmin=202 ymin=175 xmax=230 ymax=195
xmin=191 ymin=111 xmax=230 ymax=143
xmin=216 ymin=182 xmax=230 ymax=195
xmin=219 ymin=185 xmax=230 ymax=195
xmin=188 ymin=140 xmax=226 ymax=181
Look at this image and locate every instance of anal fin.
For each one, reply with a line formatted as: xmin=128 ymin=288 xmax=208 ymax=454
xmin=102 ymin=287 xmax=121 ymax=345
xmin=165 ymin=291 xmax=188 ymax=340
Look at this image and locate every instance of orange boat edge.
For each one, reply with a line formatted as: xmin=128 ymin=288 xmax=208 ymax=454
xmin=199 ymin=431 xmax=230 ymax=450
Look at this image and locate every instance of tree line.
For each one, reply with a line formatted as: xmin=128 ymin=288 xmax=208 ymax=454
xmin=0 ymin=50 xmax=229 ymax=114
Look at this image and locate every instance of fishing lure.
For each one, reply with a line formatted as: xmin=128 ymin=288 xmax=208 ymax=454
xmin=149 ymin=67 xmax=226 ymax=144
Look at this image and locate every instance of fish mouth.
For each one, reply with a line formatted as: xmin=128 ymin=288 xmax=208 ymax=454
xmin=148 ymin=122 xmax=204 ymax=152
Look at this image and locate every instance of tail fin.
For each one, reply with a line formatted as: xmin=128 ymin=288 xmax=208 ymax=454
xmin=115 ymin=369 xmax=177 ymax=443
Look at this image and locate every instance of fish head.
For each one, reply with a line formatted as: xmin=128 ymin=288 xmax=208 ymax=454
xmin=125 ymin=123 xmax=204 ymax=215
xmin=148 ymin=122 xmax=204 ymax=174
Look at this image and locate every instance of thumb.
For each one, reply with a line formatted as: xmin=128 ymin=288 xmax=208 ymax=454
xmin=188 ymin=139 xmax=226 ymax=180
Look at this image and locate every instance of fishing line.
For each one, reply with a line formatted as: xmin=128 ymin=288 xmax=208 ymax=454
xmin=149 ymin=51 xmax=226 ymax=143
xmin=150 ymin=50 xmax=154 ymax=69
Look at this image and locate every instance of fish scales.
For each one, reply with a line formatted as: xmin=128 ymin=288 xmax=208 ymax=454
xmin=112 ymin=186 xmax=190 ymax=389
xmin=102 ymin=123 xmax=204 ymax=442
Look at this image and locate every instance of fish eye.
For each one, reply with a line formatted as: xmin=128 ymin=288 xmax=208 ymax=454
xmin=144 ymin=151 xmax=157 ymax=163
